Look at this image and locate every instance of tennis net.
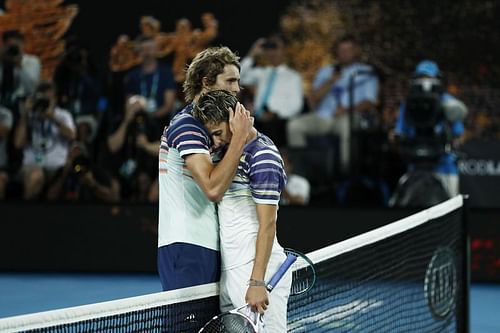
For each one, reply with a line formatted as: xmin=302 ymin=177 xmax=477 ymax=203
xmin=0 ymin=195 xmax=468 ymax=332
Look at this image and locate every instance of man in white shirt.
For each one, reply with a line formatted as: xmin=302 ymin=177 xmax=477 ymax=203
xmin=14 ymin=81 xmax=76 ymax=200
xmin=240 ymin=34 xmax=304 ymax=147
xmin=193 ymin=90 xmax=292 ymax=333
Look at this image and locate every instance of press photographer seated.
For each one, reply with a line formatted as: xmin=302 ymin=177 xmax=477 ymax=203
xmin=46 ymin=142 xmax=119 ymax=202
xmin=106 ymin=95 xmax=160 ymax=202
xmin=389 ymin=60 xmax=467 ymax=207
xmin=13 ymin=81 xmax=76 ymax=200
xmin=0 ymin=30 xmax=41 ymax=108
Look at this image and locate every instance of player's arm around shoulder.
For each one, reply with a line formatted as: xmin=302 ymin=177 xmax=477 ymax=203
xmin=185 ymin=104 xmax=253 ymax=202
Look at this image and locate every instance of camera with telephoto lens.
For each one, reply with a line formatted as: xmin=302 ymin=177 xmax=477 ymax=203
xmin=72 ymin=154 xmax=91 ymax=175
xmin=32 ymin=94 xmax=51 ymax=115
xmin=401 ymin=77 xmax=447 ymax=166
xmin=4 ymin=44 xmax=20 ymax=58
xmin=133 ymin=110 xmax=148 ymax=134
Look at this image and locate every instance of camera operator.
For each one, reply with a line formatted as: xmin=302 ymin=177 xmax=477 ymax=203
xmin=0 ymin=30 xmax=41 ymax=107
xmin=46 ymin=141 xmax=120 ymax=202
xmin=106 ymin=95 xmax=159 ymax=202
xmin=14 ymin=81 xmax=76 ymax=200
xmin=390 ymin=60 xmax=467 ymax=207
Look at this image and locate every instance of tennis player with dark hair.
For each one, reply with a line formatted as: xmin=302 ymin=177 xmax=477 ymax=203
xmin=194 ymin=90 xmax=291 ymax=333
xmin=157 ymin=47 xmax=253 ymax=291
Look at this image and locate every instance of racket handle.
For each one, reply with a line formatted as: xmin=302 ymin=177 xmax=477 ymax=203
xmin=266 ymin=253 xmax=297 ymax=291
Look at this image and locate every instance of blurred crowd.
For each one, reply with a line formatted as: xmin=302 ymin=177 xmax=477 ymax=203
xmin=0 ymin=28 xmax=497 ymax=206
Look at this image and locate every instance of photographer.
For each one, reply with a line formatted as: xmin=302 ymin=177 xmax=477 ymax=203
xmin=0 ymin=30 xmax=41 ymax=107
xmin=46 ymin=142 xmax=119 ymax=202
xmin=106 ymin=95 xmax=158 ymax=202
xmin=390 ymin=60 xmax=467 ymax=207
xmin=14 ymin=81 xmax=76 ymax=200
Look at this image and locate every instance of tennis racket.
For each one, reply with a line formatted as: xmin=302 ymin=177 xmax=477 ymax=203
xmin=284 ymin=248 xmax=316 ymax=296
xmin=198 ymin=253 xmax=297 ymax=333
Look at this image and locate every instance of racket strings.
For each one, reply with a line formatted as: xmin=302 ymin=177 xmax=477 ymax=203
xmin=201 ymin=313 xmax=257 ymax=333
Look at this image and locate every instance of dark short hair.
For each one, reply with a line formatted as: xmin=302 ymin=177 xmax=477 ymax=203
xmin=2 ymin=30 xmax=24 ymax=43
xmin=193 ymin=90 xmax=238 ymax=125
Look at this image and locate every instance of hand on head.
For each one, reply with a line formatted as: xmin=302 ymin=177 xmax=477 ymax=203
xmin=229 ymin=102 xmax=253 ymax=139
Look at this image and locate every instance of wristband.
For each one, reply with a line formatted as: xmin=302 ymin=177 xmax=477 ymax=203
xmin=247 ymin=279 xmax=266 ymax=287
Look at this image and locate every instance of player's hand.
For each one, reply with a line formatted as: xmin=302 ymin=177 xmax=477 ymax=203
xmin=229 ymin=102 xmax=253 ymax=141
xmin=245 ymin=286 xmax=269 ymax=314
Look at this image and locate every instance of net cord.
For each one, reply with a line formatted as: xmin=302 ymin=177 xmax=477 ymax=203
xmin=0 ymin=282 xmax=219 ymax=332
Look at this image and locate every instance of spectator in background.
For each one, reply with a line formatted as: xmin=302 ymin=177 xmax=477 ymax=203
xmin=13 ymin=81 xmax=76 ymax=200
xmin=135 ymin=126 xmax=161 ymax=203
xmin=240 ymin=34 xmax=303 ymax=147
xmin=0 ymin=106 xmax=13 ymax=199
xmin=0 ymin=30 xmax=41 ymax=108
xmin=124 ymin=34 xmax=177 ymax=138
xmin=287 ymin=34 xmax=378 ymax=175
xmin=54 ymin=42 xmax=103 ymax=159
xmin=106 ymin=95 xmax=157 ymax=202
xmin=279 ymin=148 xmax=310 ymax=206
xmin=46 ymin=141 xmax=119 ymax=203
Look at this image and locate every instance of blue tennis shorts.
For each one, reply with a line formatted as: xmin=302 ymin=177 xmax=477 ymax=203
xmin=158 ymin=242 xmax=221 ymax=291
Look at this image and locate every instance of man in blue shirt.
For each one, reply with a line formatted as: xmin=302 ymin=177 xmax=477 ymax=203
xmin=287 ymin=35 xmax=379 ymax=174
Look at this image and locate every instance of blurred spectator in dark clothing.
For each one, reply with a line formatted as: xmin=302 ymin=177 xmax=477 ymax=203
xmin=0 ymin=30 xmax=41 ymax=109
xmin=0 ymin=106 xmax=13 ymax=199
xmin=124 ymin=34 xmax=177 ymax=138
xmin=54 ymin=43 xmax=104 ymax=158
xmin=46 ymin=141 xmax=119 ymax=203
xmin=14 ymin=81 xmax=76 ymax=200
xmin=106 ymin=95 xmax=158 ymax=202
xmin=54 ymin=43 xmax=101 ymax=118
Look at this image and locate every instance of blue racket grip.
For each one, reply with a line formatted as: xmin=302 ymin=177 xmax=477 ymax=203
xmin=266 ymin=253 xmax=297 ymax=291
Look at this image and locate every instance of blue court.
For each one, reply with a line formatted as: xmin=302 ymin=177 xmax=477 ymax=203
xmin=0 ymin=273 xmax=498 ymax=332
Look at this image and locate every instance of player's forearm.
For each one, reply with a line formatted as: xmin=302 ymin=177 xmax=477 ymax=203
xmin=251 ymin=205 xmax=277 ymax=281
xmin=205 ymin=135 xmax=247 ymax=201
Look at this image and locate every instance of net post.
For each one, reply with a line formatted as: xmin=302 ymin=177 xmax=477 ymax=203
xmin=461 ymin=194 xmax=470 ymax=333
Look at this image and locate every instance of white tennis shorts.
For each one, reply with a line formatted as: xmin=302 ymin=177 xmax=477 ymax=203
xmin=219 ymin=256 xmax=292 ymax=333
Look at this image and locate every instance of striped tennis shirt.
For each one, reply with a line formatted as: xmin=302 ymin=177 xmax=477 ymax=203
xmin=217 ymin=132 xmax=288 ymax=271
xmin=158 ymin=105 xmax=219 ymax=251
